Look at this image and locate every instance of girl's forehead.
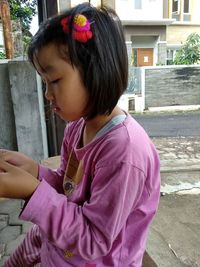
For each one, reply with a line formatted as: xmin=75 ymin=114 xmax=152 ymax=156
xmin=35 ymin=43 xmax=69 ymax=67
xmin=33 ymin=57 xmax=54 ymax=76
xmin=33 ymin=44 xmax=73 ymax=76
xmin=37 ymin=44 xmax=58 ymax=62
xmin=33 ymin=44 xmax=61 ymax=72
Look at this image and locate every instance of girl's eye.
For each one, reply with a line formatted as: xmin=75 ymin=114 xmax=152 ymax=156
xmin=51 ymin=79 xmax=60 ymax=84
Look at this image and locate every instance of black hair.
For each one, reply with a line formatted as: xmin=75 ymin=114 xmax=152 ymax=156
xmin=28 ymin=3 xmax=128 ymax=119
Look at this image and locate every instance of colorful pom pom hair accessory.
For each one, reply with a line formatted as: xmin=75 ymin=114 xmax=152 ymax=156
xmin=61 ymin=14 xmax=93 ymax=43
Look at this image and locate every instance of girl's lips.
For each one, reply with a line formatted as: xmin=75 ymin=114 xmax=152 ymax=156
xmin=53 ymin=106 xmax=60 ymax=112
xmin=51 ymin=103 xmax=60 ymax=112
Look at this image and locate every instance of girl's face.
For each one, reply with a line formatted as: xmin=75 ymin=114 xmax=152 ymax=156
xmin=34 ymin=43 xmax=89 ymax=121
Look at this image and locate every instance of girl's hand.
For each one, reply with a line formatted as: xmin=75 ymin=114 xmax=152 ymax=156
xmin=0 ymin=149 xmax=39 ymax=178
xmin=0 ymin=159 xmax=40 ymax=200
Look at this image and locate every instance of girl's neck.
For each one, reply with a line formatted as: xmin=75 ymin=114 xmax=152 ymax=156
xmin=82 ymin=106 xmax=125 ymax=146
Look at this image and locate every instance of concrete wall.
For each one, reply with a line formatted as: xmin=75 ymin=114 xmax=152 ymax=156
xmin=8 ymin=61 xmax=48 ymax=161
xmin=157 ymin=41 xmax=167 ymax=65
xmin=0 ymin=60 xmax=48 ymax=161
xmin=145 ymin=65 xmax=200 ymax=108
xmin=0 ymin=62 xmax=17 ymax=150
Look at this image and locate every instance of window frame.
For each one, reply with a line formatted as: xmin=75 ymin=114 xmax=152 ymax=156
xmin=172 ymin=0 xmax=180 ymax=14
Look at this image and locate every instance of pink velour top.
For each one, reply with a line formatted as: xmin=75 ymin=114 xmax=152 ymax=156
xmin=20 ymin=114 xmax=160 ymax=267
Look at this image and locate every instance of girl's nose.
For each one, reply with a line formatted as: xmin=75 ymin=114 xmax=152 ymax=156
xmin=45 ymin=84 xmax=54 ymax=101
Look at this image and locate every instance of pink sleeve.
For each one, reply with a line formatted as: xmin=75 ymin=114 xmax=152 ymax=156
xmin=37 ymin=126 xmax=69 ymax=192
xmin=20 ymin=162 xmax=147 ymax=261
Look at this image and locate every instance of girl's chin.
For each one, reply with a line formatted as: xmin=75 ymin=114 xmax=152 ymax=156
xmin=53 ymin=110 xmax=72 ymax=121
xmin=53 ymin=109 xmax=85 ymax=121
xmin=60 ymin=113 xmax=82 ymax=122
xmin=52 ymin=108 xmax=65 ymax=120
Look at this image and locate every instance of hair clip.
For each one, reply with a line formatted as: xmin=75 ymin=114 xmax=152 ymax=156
xmin=61 ymin=14 xmax=93 ymax=43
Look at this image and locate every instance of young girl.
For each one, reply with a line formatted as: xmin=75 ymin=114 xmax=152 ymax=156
xmin=0 ymin=3 xmax=160 ymax=267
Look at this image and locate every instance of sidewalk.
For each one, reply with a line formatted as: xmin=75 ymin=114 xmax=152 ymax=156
xmin=147 ymin=137 xmax=200 ymax=267
xmin=0 ymin=136 xmax=200 ymax=266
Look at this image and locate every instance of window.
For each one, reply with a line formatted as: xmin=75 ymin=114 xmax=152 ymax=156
xmin=167 ymin=49 xmax=173 ymax=59
xmin=172 ymin=0 xmax=179 ymax=13
xmin=134 ymin=0 xmax=142 ymax=9
xmin=184 ymin=0 xmax=189 ymax=13
xmin=166 ymin=49 xmax=177 ymax=65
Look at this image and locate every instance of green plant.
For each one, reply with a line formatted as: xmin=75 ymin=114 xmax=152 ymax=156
xmin=166 ymin=59 xmax=174 ymax=65
xmin=156 ymin=62 xmax=165 ymax=66
xmin=23 ymin=35 xmax=32 ymax=55
xmin=0 ymin=51 xmax=6 ymax=59
xmin=9 ymin=0 xmax=37 ymax=35
xmin=174 ymin=33 xmax=200 ymax=65
xmin=8 ymin=0 xmax=37 ymax=57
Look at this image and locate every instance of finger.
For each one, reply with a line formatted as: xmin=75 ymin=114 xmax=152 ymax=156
xmin=0 ymin=149 xmax=8 ymax=157
xmin=0 ymin=149 xmax=7 ymax=152
xmin=0 ymin=149 xmax=10 ymax=161
xmin=0 ymin=158 xmax=15 ymax=172
xmin=0 ymin=150 xmax=17 ymax=165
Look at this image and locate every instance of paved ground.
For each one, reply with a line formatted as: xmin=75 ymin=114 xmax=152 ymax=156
xmin=0 ymin=136 xmax=200 ymax=266
xmin=134 ymin=111 xmax=200 ymax=137
xmin=148 ymin=137 xmax=200 ymax=267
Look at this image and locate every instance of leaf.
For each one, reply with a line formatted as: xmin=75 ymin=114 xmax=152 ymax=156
xmin=174 ymin=33 xmax=200 ymax=65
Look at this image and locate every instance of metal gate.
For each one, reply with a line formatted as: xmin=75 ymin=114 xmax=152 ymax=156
xmin=37 ymin=0 xmax=66 ymax=156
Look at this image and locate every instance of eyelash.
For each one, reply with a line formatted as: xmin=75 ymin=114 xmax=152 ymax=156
xmin=51 ymin=79 xmax=60 ymax=84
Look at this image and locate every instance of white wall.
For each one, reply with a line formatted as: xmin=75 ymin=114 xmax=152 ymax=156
xmin=70 ymin=0 xmax=101 ymax=7
xmin=191 ymin=0 xmax=200 ymax=23
xmin=116 ymin=0 xmax=163 ymax=20
xmin=0 ymin=24 xmax=4 ymax=52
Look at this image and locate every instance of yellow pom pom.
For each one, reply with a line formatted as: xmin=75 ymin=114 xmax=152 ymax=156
xmin=74 ymin=14 xmax=87 ymax=26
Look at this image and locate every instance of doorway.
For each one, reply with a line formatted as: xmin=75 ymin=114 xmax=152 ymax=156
xmin=132 ymin=48 xmax=154 ymax=67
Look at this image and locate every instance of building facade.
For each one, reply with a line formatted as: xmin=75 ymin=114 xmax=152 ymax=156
xmin=118 ymin=0 xmax=174 ymax=66
xmin=164 ymin=0 xmax=200 ymax=64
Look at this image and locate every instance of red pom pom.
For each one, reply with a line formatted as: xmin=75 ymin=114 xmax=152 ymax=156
xmin=86 ymin=31 xmax=93 ymax=40
xmin=73 ymin=31 xmax=93 ymax=43
xmin=61 ymin=16 xmax=93 ymax=43
xmin=61 ymin=17 xmax=69 ymax=33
